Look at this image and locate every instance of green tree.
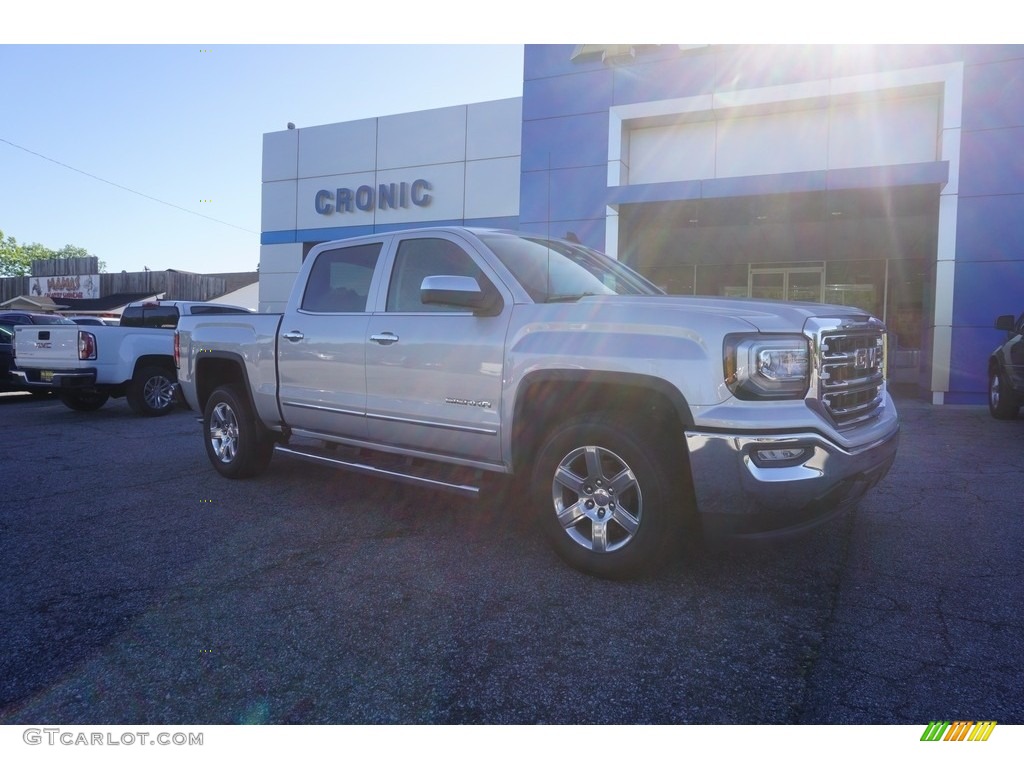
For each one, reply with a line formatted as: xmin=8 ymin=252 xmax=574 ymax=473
xmin=0 ymin=230 xmax=30 ymax=276
xmin=0 ymin=229 xmax=106 ymax=276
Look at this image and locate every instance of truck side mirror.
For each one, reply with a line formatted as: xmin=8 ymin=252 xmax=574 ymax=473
xmin=995 ymin=314 xmax=1016 ymax=333
xmin=421 ymin=275 xmax=502 ymax=316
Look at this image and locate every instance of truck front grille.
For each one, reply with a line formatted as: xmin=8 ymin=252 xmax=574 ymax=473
xmin=817 ymin=324 xmax=886 ymax=428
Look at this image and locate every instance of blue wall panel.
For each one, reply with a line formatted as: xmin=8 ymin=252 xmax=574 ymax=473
xmin=963 ymin=57 xmax=1024 ymax=130
xmin=959 ymin=126 xmax=1024 ymax=197
xmin=520 ymin=165 xmax=608 ymax=224
xmin=962 ymin=44 xmax=1024 ymax=65
xmin=522 ymin=68 xmax=612 ymax=121
xmin=701 ymin=171 xmax=827 ymax=199
xmin=826 ymin=45 xmax=961 ymax=77
xmin=609 ymin=180 xmax=704 ymax=205
xmin=612 ymin=51 xmax=720 ymax=104
xmin=955 ymin=195 xmax=1024 ymax=261
xmin=951 ymin=259 xmax=1024 ymax=327
xmin=947 ymin=324 xmax=1008 ymax=401
xmin=518 ymin=170 xmax=551 ymax=224
xmin=523 ymin=44 xmax=599 ymax=80
xmin=549 ymin=166 xmax=608 ymax=222
xmin=521 ymin=113 xmax=610 ymax=172
xmin=950 ymin=49 xmax=1024 ymax=400
xmin=712 ymin=45 xmax=840 ymax=90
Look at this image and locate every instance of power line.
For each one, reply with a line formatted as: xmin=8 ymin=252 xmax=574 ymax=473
xmin=0 ymin=137 xmax=259 ymax=235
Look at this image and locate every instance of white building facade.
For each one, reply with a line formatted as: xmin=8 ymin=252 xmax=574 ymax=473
xmin=259 ymin=97 xmax=522 ymax=312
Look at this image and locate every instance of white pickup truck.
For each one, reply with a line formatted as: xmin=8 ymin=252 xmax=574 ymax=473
xmin=175 ymin=227 xmax=900 ymax=578
xmin=12 ymin=300 xmax=251 ymax=415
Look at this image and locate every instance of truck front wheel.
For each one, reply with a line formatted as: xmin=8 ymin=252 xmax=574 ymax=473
xmin=531 ymin=414 xmax=681 ymax=579
xmin=203 ymin=385 xmax=274 ymax=478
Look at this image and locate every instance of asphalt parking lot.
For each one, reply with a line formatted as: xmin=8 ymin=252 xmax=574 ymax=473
xmin=0 ymin=390 xmax=1021 ymax=725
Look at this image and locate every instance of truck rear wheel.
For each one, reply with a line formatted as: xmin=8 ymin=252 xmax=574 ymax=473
xmin=127 ymin=364 xmax=177 ymax=417
xmin=531 ymin=414 xmax=682 ymax=579
xmin=203 ymin=385 xmax=274 ymax=478
xmin=58 ymin=390 xmax=109 ymax=412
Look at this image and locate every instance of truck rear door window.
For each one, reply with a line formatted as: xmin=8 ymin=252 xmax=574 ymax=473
xmin=302 ymin=243 xmax=382 ymax=313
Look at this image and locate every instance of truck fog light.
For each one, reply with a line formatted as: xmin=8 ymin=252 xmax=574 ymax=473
xmin=755 ymin=447 xmax=809 ymax=463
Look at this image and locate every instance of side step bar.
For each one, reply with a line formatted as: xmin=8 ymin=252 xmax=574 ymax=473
xmin=273 ymin=444 xmax=482 ymax=498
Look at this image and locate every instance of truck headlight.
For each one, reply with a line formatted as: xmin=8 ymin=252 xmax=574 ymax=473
xmin=724 ymin=334 xmax=809 ymax=399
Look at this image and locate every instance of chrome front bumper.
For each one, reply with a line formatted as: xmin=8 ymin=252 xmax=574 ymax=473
xmin=684 ymin=422 xmax=900 ymax=541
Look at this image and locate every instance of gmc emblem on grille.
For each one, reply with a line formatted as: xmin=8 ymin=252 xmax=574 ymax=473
xmin=855 ymin=346 xmax=879 ymax=369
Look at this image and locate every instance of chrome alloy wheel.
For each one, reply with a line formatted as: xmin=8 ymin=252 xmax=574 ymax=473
xmin=551 ymin=444 xmax=642 ymax=553
xmin=209 ymin=402 xmax=240 ymax=464
xmin=143 ymin=373 xmax=176 ymax=411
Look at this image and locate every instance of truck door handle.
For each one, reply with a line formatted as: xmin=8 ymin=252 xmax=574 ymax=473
xmin=370 ymin=332 xmax=399 ymax=345
xmin=283 ymin=330 xmax=305 ymax=342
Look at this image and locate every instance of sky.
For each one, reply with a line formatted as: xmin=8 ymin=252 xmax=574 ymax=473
xmin=2 ymin=3 xmax=1005 ymax=277
xmin=0 ymin=44 xmax=525 ymax=275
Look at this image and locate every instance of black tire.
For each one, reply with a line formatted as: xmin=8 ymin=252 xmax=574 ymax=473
xmin=203 ymin=385 xmax=274 ymax=478
xmin=127 ymin=364 xmax=177 ymax=417
xmin=988 ymin=364 xmax=1020 ymax=420
xmin=58 ymin=390 xmax=109 ymax=411
xmin=531 ymin=413 xmax=683 ymax=579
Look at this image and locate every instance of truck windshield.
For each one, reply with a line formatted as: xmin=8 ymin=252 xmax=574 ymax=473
xmin=478 ymin=232 xmax=662 ymax=303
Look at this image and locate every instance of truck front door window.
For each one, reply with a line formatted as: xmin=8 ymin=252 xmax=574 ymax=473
xmin=386 ymin=238 xmax=483 ymax=313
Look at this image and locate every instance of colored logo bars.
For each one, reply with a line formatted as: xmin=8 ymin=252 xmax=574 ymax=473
xmin=921 ymin=721 xmax=997 ymax=741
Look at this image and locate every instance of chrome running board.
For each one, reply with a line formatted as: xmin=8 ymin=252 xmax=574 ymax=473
xmin=273 ymin=444 xmax=481 ymax=497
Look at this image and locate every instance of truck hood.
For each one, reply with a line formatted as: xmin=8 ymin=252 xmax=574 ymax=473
xmin=572 ymin=294 xmax=878 ymax=333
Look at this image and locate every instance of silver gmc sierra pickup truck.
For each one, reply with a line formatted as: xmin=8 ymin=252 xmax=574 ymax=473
xmin=174 ymin=226 xmax=899 ymax=578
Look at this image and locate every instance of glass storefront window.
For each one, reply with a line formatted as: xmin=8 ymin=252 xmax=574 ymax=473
xmin=884 ymin=258 xmax=928 ymax=352
xmin=824 ymin=260 xmax=885 ymax=318
xmin=695 ymin=263 xmax=749 ymax=297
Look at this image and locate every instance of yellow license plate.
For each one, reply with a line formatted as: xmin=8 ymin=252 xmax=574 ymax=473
xmin=41 ymin=370 xmax=54 ymax=382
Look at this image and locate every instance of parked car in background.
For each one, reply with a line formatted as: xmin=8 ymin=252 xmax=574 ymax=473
xmin=0 ymin=312 xmax=75 ymax=391
xmin=0 ymin=324 xmax=14 ymax=389
xmin=67 ymin=315 xmax=119 ymax=326
xmin=988 ymin=312 xmax=1024 ymax=420
xmin=0 ymin=311 xmax=77 ymax=327
xmin=11 ymin=301 xmax=252 ymax=415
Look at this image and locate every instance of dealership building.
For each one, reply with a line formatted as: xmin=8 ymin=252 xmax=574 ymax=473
xmin=260 ymin=44 xmax=1024 ymax=406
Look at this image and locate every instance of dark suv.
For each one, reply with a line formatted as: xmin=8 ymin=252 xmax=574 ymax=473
xmin=988 ymin=313 xmax=1024 ymax=419
xmin=0 ymin=312 xmax=75 ymax=391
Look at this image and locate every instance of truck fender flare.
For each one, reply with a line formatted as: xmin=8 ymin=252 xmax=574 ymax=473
xmin=193 ymin=350 xmax=257 ymax=413
xmin=509 ymin=369 xmax=696 ymax=473
xmin=513 ymin=369 xmax=695 ymax=425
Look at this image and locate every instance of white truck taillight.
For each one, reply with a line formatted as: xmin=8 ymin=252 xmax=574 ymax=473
xmin=78 ymin=330 xmax=97 ymax=361
xmin=174 ymin=330 xmax=180 ymax=369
